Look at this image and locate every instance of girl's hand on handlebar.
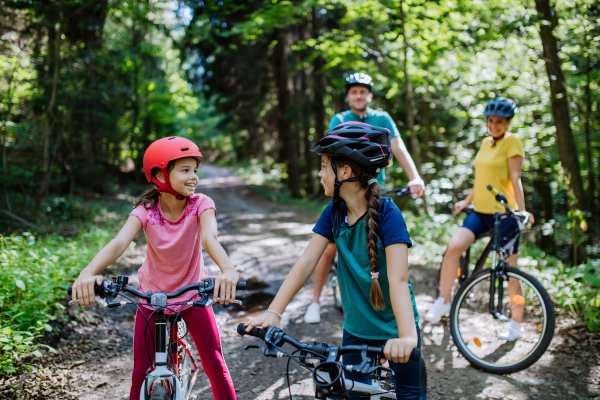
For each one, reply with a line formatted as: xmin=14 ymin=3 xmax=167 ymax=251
xmin=382 ymin=337 xmax=418 ymax=364
xmin=407 ymin=178 xmax=425 ymax=197
xmin=211 ymin=268 xmax=239 ymax=305
xmin=454 ymin=200 xmax=467 ymax=215
xmin=244 ymin=311 xmax=281 ymax=331
xmin=71 ymin=273 xmax=103 ymax=306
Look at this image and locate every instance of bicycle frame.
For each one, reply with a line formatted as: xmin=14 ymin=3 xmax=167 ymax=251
xmin=313 ymin=368 xmax=396 ymax=399
xmin=140 ymin=309 xmax=201 ymax=400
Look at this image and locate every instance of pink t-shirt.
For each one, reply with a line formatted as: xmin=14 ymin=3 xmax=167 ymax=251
xmin=130 ymin=193 xmax=216 ymax=312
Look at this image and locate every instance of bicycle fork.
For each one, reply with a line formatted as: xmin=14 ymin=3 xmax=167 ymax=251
xmin=140 ymin=311 xmax=184 ymax=400
xmin=488 ymin=263 xmax=509 ymax=321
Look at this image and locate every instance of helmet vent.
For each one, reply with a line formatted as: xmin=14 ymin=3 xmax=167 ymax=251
xmin=181 ymin=148 xmax=189 ymax=151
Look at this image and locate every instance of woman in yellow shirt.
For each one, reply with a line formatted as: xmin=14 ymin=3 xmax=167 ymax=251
xmin=425 ymin=98 xmax=534 ymax=341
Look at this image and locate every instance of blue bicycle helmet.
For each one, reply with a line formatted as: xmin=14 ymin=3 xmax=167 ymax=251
xmin=484 ymin=97 xmax=516 ymax=118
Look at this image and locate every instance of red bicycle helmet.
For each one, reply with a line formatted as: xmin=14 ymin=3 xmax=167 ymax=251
xmin=143 ymin=136 xmax=203 ymax=200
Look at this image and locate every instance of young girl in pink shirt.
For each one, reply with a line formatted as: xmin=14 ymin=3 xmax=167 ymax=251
xmin=71 ymin=137 xmax=238 ymax=400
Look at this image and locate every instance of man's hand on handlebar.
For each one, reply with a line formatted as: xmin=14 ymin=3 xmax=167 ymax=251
xmin=381 ymin=337 xmax=418 ymax=364
xmin=407 ymin=178 xmax=425 ymax=197
xmin=71 ymin=273 xmax=103 ymax=306
xmin=209 ymin=267 xmax=239 ymax=305
xmin=243 ymin=311 xmax=281 ymax=332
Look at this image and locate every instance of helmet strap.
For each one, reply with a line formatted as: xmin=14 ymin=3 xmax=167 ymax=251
xmin=330 ymin=159 xmax=362 ymax=236
xmin=150 ymin=177 xmax=186 ymax=201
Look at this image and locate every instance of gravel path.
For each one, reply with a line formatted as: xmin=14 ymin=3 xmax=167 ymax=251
xmin=2 ymin=165 xmax=598 ymax=400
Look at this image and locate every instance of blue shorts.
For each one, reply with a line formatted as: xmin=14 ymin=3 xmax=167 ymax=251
xmin=342 ymin=329 xmax=424 ymax=400
xmin=462 ymin=211 xmax=520 ymax=254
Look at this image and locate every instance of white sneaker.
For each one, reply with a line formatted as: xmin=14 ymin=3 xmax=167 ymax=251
xmin=304 ymin=303 xmax=321 ymax=324
xmin=499 ymin=319 xmax=523 ymax=341
xmin=424 ymin=297 xmax=450 ymax=323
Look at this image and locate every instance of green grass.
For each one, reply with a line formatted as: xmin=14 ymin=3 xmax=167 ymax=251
xmin=0 ymin=199 xmax=131 ymax=374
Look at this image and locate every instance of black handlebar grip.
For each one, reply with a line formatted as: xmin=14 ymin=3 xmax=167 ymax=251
xmin=236 ymin=323 xmax=267 ymax=340
xmin=67 ymin=283 xmax=103 ymax=297
xmin=380 ymin=346 xmax=421 ymax=362
xmin=410 ymin=348 xmax=421 ymax=362
xmin=236 ymin=282 xmax=247 ymax=290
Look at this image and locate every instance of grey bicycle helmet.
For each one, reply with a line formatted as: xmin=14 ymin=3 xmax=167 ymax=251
xmin=484 ymin=97 xmax=516 ymax=118
xmin=311 ymin=122 xmax=391 ymax=175
xmin=345 ymin=73 xmax=374 ymax=94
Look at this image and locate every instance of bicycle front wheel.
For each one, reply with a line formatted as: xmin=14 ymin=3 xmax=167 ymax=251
xmin=450 ymin=266 xmax=555 ymax=374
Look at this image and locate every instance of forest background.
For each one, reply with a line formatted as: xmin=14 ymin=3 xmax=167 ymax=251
xmin=0 ymin=0 xmax=599 ymax=373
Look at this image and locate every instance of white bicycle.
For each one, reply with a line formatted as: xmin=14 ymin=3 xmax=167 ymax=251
xmin=237 ymin=324 xmax=428 ymax=399
xmin=68 ymin=275 xmax=246 ymax=400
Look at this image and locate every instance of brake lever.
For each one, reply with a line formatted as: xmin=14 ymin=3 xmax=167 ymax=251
xmin=245 ymin=344 xmax=283 ymax=358
xmin=69 ymin=297 xmax=109 ymax=307
xmin=195 ymin=298 xmax=243 ymax=308
xmin=68 ymin=298 xmax=126 ymax=308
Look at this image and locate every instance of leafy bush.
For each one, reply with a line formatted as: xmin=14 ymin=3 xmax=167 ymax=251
xmin=519 ymin=246 xmax=600 ymax=331
xmin=0 ymin=228 xmax=113 ymax=373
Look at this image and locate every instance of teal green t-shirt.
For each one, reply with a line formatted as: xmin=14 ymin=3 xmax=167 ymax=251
xmin=313 ymin=197 xmax=419 ymax=340
xmin=328 ymin=108 xmax=401 ymax=186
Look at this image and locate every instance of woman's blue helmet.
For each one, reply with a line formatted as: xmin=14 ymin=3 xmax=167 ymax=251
xmin=484 ymin=97 xmax=516 ymax=118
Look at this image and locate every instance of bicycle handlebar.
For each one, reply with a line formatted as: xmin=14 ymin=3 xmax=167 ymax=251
xmin=381 ymin=186 xmax=411 ymax=198
xmin=237 ymin=323 xmax=420 ymax=362
xmin=68 ymin=277 xmax=247 ymax=300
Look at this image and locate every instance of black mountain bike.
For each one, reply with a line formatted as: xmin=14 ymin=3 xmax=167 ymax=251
xmin=68 ymin=276 xmax=246 ymax=400
xmin=329 ymin=187 xmax=412 ymax=312
xmin=237 ymin=323 xmax=427 ymax=399
xmin=449 ymin=186 xmax=555 ymax=374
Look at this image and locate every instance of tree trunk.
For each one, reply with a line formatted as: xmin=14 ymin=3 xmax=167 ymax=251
xmin=534 ymin=0 xmax=587 ymax=209
xmin=582 ymin=22 xmax=595 ymax=214
xmin=534 ymin=177 xmax=556 ymax=254
xmin=399 ymin=0 xmax=422 ymax=173
xmin=273 ymin=28 xmax=300 ymax=198
xmin=35 ymin=20 xmax=61 ymax=218
xmin=309 ymin=7 xmax=326 ymax=195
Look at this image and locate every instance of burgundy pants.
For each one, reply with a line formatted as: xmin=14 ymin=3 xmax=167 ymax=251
xmin=129 ymin=306 xmax=236 ymax=400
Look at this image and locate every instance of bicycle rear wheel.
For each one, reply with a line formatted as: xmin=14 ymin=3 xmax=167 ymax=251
xmin=450 ymin=266 xmax=555 ymax=374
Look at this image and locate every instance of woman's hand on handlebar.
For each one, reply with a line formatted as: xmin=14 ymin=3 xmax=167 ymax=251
xmin=526 ymin=212 xmax=534 ymax=226
xmin=243 ymin=311 xmax=281 ymax=332
xmin=454 ymin=200 xmax=468 ymax=215
xmin=381 ymin=337 xmax=418 ymax=364
xmin=71 ymin=273 xmax=103 ymax=306
xmin=211 ymin=267 xmax=239 ymax=305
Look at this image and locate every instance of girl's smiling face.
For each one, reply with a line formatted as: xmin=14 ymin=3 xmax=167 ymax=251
xmin=318 ymin=155 xmax=336 ymax=196
xmin=156 ymin=157 xmax=199 ymax=197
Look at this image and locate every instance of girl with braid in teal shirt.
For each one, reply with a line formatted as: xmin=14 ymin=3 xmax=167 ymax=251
xmin=245 ymin=122 xmax=423 ymax=399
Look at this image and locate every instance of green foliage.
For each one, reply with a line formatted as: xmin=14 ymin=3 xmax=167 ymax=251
xmin=0 ymin=225 xmax=118 ymax=373
xmin=519 ymin=246 xmax=600 ymax=331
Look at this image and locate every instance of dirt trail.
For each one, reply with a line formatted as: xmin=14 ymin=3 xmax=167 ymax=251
xmin=2 ymin=165 xmax=598 ymax=400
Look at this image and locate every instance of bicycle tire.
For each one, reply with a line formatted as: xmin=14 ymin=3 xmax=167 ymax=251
xmin=149 ymin=384 xmax=170 ymax=400
xmin=331 ymin=275 xmax=343 ymax=312
xmin=450 ymin=267 xmax=555 ymax=374
xmin=420 ymin=354 xmax=428 ymax=399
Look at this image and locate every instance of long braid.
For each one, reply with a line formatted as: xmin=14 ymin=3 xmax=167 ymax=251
xmin=364 ymin=177 xmax=385 ymax=310
xmin=332 ymin=156 xmax=385 ymax=310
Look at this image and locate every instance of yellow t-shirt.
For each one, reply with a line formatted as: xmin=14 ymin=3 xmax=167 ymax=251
xmin=473 ymin=132 xmax=524 ymax=214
